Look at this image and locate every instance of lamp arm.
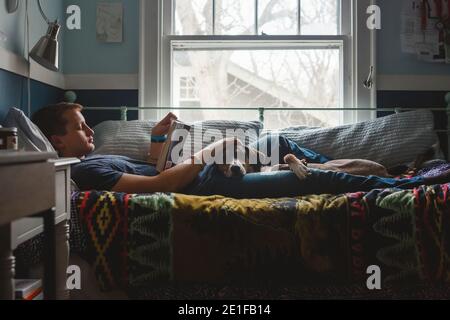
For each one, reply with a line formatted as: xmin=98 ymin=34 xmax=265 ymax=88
xmin=37 ymin=0 xmax=50 ymax=24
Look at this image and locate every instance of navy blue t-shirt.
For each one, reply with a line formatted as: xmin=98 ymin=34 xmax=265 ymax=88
xmin=71 ymin=155 xmax=159 ymax=191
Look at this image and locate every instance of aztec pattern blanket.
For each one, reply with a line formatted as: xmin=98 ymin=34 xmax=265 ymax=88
xmin=72 ymin=183 xmax=450 ymax=294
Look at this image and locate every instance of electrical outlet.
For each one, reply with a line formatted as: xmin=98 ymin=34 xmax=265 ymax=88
xmin=6 ymin=0 xmax=20 ymax=13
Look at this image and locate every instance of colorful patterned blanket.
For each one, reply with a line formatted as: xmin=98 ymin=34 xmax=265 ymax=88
xmin=73 ymin=184 xmax=450 ymax=293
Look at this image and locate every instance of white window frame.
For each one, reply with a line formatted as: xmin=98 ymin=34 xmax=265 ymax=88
xmin=140 ymin=0 xmax=376 ymax=123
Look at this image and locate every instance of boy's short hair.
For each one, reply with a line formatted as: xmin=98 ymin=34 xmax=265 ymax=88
xmin=32 ymin=102 xmax=83 ymax=141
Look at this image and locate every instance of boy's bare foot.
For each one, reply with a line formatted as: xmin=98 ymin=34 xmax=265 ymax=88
xmin=284 ymin=154 xmax=310 ymax=180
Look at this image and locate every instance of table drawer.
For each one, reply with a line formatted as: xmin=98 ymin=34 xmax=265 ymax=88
xmin=0 ymin=162 xmax=54 ymax=224
xmin=11 ymin=168 xmax=70 ymax=248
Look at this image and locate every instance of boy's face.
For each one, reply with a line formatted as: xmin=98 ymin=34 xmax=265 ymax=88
xmin=52 ymin=109 xmax=95 ymax=158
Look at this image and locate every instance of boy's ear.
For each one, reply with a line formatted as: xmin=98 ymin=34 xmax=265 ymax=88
xmin=50 ymin=135 xmax=65 ymax=151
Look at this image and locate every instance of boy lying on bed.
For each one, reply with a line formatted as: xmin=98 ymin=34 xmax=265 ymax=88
xmin=32 ymin=103 xmax=450 ymax=199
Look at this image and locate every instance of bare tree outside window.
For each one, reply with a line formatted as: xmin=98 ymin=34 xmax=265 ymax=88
xmin=174 ymin=0 xmax=341 ymax=129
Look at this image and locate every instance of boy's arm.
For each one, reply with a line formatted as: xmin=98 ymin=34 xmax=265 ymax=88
xmin=147 ymin=141 xmax=164 ymax=164
xmin=113 ymin=137 xmax=239 ymax=193
xmin=112 ymin=152 xmax=205 ymax=193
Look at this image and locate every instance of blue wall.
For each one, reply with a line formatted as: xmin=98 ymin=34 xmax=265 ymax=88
xmin=377 ymin=0 xmax=450 ymax=75
xmin=0 ymin=69 xmax=64 ymax=123
xmin=0 ymin=69 xmax=26 ymax=121
xmin=376 ymin=0 xmax=449 ymax=115
xmin=0 ymin=0 xmax=66 ymax=71
xmin=73 ymin=89 xmax=138 ymax=127
xmin=2 ymin=0 xmax=450 ymax=126
xmin=0 ymin=0 xmax=66 ymax=123
xmin=63 ymin=0 xmax=139 ymax=74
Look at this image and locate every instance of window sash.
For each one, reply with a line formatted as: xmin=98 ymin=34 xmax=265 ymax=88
xmin=171 ymin=37 xmax=346 ymax=125
xmin=174 ymin=0 xmax=342 ymax=36
xmin=139 ymin=0 xmax=376 ymax=125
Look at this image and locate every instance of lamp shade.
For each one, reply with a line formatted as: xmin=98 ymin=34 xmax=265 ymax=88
xmin=30 ymin=22 xmax=60 ymax=71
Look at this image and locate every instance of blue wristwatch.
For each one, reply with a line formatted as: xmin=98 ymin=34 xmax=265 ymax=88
xmin=151 ymin=135 xmax=167 ymax=143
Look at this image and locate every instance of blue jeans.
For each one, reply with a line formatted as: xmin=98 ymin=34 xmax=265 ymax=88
xmin=252 ymin=134 xmax=332 ymax=164
xmin=183 ymin=135 xmax=425 ymax=199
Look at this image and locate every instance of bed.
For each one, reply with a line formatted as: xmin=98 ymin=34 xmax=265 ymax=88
xmin=11 ymin=94 xmax=450 ymax=299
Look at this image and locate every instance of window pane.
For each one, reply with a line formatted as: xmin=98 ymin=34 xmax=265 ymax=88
xmin=258 ymin=0 xmax=298 ymax=35
xmin=215 ymin=0 xmax=255 ymax=35
xmin=175 ymin=0 xmax=213 ymax=35
xmin=301 ymin=0 xmax=339 ymax=35
xmin=172 ymin=47 xmax=341 ymax=128
xmin=175 ymin=0 xmax=340 ymax=36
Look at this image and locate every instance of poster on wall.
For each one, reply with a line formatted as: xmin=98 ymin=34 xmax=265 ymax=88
xmin=96 ymin=3 xmax=123 ymax=43
xmin=401 ymin=0 xmax=450 ymax=63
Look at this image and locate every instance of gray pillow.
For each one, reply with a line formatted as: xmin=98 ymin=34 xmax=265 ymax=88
xmin=2 ymin=107 xmax=56 ymax=153
xmin=275 ymin=110 xmax=439 ymax=167
xmin=91 ymin=119 xmax=263 ymax=161
xmin=91 ymin=120 xmax=157 ymax=161
xmin=187 ymin=120 xmax=262 ymax=153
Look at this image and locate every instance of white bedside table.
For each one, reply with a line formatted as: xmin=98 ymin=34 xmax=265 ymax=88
xmin=0 ymin=151 xmax=79 ymax=300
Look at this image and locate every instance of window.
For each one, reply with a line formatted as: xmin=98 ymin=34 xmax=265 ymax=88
xmin=140 ymin=0 xmax=376 ymax=128
xmin=176 ymin=76 xmax=201 ymax=108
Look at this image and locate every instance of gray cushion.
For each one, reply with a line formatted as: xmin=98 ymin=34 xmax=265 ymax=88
xmin=2 ymin=107 xmax=56 ymax=153
xmin=91 ymin=120 xmax=157 ymax=161
xmin=274 ymin=110 xmax=439 ymax=167
xmin=91 ymin=119 xmax=263 ymax=161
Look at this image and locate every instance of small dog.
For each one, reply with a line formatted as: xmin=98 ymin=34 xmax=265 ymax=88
xmin=216 ymin=145 xmax=392 ymax=180
xmin=215 ymin=146 xmax=265 ymax=178
xmin=215 ymin=145 xmax=311 ymax=179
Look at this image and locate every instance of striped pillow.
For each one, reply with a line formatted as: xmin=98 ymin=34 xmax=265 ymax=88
xmin=271 ymin=110 xmax=440 ymax=167
xmin=91 ymin=119 xmax=263 ymax=161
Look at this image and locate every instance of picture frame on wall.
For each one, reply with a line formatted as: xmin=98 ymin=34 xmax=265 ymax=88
xmin=96 ymin=2 xmax=123 ymax=43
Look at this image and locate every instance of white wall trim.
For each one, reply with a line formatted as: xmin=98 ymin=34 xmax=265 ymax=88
xmin=139 ymin=0 xmax=162 ymax=119
xmin=378 ymin=75 xmax=450 ymax=91
xmin=0 ymin=47 xmax=65 ymax=89
xmin=29 ymin=61 xmax=66 ymax=89
xmin=0 ymin=46 xmax=29 ymax=78
xmin=0 ymin=45 xmax=66 ymax=89
xmin=1 ymin=45 xmax=138 ymax=90
xmin=65 ymin=74 xmax=139 ymax=90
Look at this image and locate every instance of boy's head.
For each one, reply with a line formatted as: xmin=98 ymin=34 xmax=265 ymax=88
xmin=32 ymin=102 xmax=95 ymax=158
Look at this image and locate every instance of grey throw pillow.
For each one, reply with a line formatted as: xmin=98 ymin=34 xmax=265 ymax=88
xmin=2 ymin=107 xmax=56 ymax=153
xmin=275 ymin=110 xmax=439 ymax=167
xmin=91 ymin=119 xmax=263 ymax=161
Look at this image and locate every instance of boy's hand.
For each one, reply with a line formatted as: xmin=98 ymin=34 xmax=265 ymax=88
xmin=151 ymin=112 xmax=178 ymax=136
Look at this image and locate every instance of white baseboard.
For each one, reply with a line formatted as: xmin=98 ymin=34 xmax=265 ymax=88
xmin=378 ymin=75 xmax=450 ymax=91
xmin=0 ymin=46 xmax=29 ymax=78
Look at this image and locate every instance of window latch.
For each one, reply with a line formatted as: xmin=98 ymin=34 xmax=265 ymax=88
xmin=363 ymin=66 xmax=374 ymax=89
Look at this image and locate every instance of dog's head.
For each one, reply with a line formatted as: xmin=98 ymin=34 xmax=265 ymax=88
xmin=216 ymin=146 xmax=267 ymax=178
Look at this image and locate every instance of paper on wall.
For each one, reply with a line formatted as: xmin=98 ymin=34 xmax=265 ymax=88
xmin=401 ymin=15 xmax=420 ymax=53
xmin=96 ymin=3 xmax=123 ymax=43
xmin=400 ymin=0 xmax=446 ymax=62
